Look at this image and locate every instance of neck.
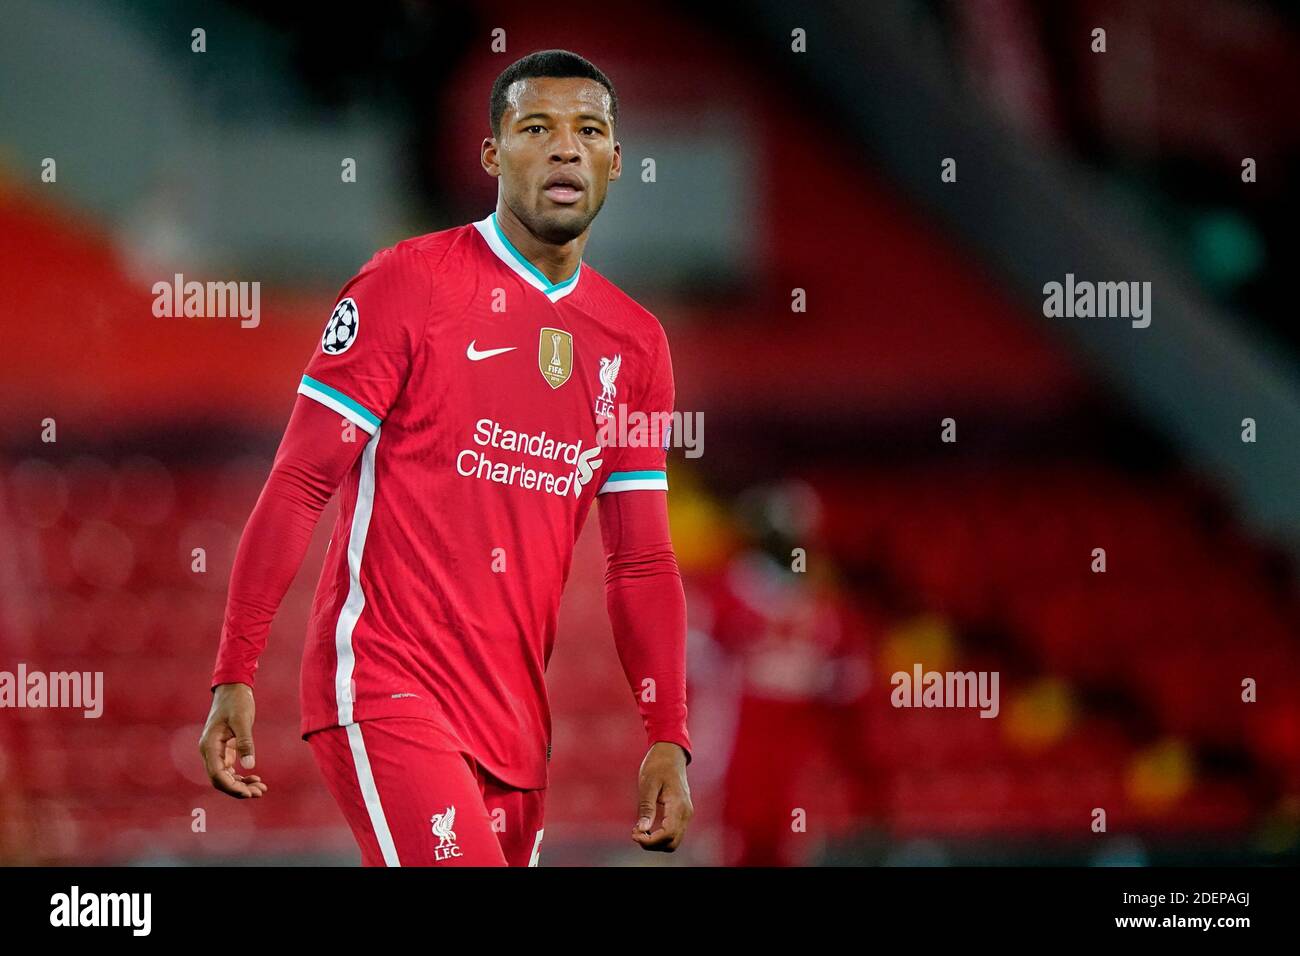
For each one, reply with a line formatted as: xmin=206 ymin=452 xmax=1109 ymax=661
xmin=494 ymin=200 xmax=587 ymax=286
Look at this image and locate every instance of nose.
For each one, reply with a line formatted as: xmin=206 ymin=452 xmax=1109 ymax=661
xmin=549 ymin=126 xmax=581 ymax=163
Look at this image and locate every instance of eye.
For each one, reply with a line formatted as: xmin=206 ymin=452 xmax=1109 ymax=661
xmin=525 ymin=125 xmax=546 ymax=134
xmin=581 ymin=127 xmax=602 ymax=136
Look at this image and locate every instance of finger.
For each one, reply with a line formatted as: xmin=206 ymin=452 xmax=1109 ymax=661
xmin=231 ymin=774 xmax=268 ymax=794
xmin=636 ymin=792 xmax=689 ymax=852
xmin=210 ymin=767 xmax=259 ymax=799
xmin=635 ymin=777 xmax=662 ymax=834
xmin=199 ymin=727 xmax=232 ymax=780
xmin=632 ymin=827 xmax=676 ymax=851
xmin=659 ymin=791 xmax=686 ymax=837
xmin=229 ymin=709 xmax=257 ymax=770
xmin=227 ymin=773 xmax=268 ymax=798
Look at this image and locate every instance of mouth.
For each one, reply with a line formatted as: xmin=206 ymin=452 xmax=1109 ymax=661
xmin=542 ymin=173 xmax=585 ymax=205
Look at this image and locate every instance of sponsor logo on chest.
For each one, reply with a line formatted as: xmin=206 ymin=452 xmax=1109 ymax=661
xmin=457 ymin=326 xmax=631 ymax=498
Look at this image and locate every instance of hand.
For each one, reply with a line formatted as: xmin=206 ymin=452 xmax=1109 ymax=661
xmin=632 ymin=742 xmax=693 ymax=852
xmin=199 ymin=683 xmax=268 ymax=799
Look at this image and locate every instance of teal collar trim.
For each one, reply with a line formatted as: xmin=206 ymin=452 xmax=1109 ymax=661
xmin=473 ymin=212 xmax=584 ymax=303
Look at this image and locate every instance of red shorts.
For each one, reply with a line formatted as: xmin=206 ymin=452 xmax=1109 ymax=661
xmin=306 ymin=716 xmax=546 ymax=867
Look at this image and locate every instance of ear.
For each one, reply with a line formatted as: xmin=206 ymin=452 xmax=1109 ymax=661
xmin=609 ymin=140 xmax=622 ymax=182
xmin=481 ymin=136 xmax=501 ymax=178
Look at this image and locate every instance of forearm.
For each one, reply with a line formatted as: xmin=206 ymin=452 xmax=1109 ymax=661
xmin=599 ymin=491 xmax=692 ymax=760
xmin=211 ymin=396 xmax=362 ymax=688
xmin=607 ymin=571 xmax=691 ymax=757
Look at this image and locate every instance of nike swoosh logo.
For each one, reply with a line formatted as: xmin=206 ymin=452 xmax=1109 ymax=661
xmin=466 ymin=341 xmax=517 ymax=361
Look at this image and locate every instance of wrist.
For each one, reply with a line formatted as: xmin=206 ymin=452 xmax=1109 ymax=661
xmin=649 ymin=740 xmax=690 ymax=765
xmin=212 ymin=681 xmax=253 ymax=696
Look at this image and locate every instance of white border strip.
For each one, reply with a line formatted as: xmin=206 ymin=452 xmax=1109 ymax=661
xmin=346 ymin=722 xmax=401 ymax=866
xmin=334 ymin=427 xmax=380 ymax=724
xmin=298 ymin=380 xmax=379 ymax=436
xmin=598 ymin=478 xmax=669 ymax=494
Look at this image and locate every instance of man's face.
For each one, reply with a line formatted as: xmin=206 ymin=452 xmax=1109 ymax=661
xmin=485 ymin=76 xmax=621 ymax=244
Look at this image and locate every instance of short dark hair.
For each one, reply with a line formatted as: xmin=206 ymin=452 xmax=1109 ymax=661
xmin=488 ymin=49 xmax=619 ymax=139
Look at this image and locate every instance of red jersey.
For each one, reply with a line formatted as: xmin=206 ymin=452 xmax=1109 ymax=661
xmin=220 ymin=213 xmax=680 ymax=790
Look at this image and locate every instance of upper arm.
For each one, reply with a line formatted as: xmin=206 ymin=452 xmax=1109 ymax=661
xmin=597 ymin=479 xmax=674 ymax=563
xmin=297 ymin=244 xmax=431 ymax=436
xmin=596 ymin=323 xmax=674 ymax=499
xmin=270 ymin=392 xmax=373 ymax=503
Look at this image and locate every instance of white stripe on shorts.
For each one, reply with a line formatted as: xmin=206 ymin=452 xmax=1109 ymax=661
xmin=346 ymin=722 xmax=401 ymax=866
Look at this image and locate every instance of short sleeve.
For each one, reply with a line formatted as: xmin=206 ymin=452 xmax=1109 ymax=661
xmin=597 ymin=324 xmax=673 ymax=495
xmin=297 ymin=244 xmax=430 ymax=435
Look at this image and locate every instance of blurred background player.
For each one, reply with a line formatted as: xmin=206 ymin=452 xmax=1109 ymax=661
xmin=698 ymin=482 xmax=877 ymax=866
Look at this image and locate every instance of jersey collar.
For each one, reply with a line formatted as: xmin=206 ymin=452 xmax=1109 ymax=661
xmin=473 ymin=212 xmax=583 ymax=303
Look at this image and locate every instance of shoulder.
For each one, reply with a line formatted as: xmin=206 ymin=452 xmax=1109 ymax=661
xmin=343 ymin=223 xmax=485 ymax=317
xmin=357 ymin=223 xmax=476 ymax=281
